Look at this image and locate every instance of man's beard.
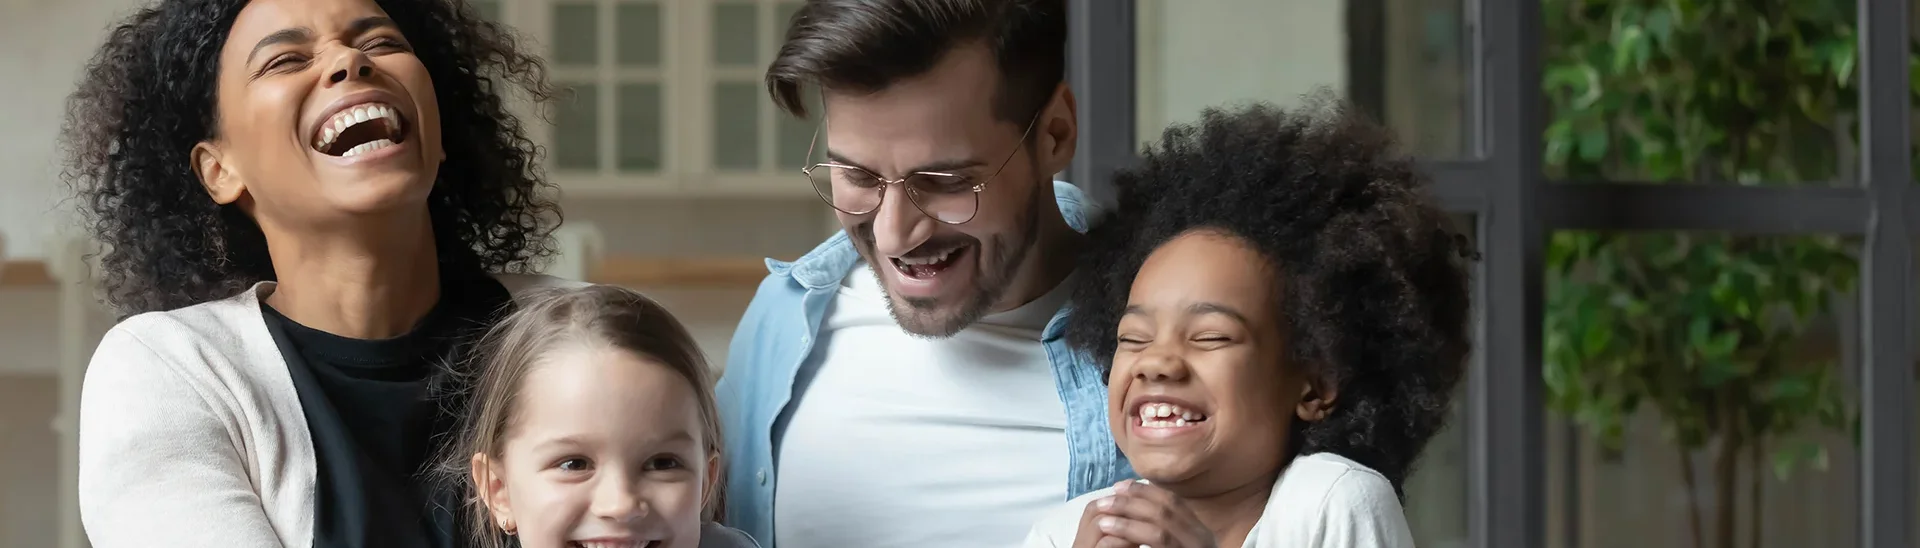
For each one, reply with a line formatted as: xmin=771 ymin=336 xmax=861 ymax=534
xmin=853 ymin=184 xmax=1044 ymax=339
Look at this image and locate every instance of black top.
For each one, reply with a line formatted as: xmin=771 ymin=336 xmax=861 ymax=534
xmin=261 ymin=272 xmax=512 ymax=548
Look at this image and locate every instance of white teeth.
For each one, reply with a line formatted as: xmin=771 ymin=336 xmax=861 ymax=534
xmin=341 ymin=138 xmax=396 ymax=157
xmin=1136 ymin=402 xmax=1206 ymax=427
xmin=315 ymin=102 xmax=405 ymax=152
xmin=898 ymin=248 xmax=957 ymax=266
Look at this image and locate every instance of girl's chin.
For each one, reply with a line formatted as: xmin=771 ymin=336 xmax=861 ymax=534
xmin=1120 ymin=450 xmax=1208 ymax=485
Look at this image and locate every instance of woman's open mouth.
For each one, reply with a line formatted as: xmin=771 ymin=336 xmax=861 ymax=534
xmin=312 ymin=101 xmax=408 ymax=157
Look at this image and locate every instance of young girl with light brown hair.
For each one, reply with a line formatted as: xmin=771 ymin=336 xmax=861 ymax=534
xmin=441 ymin=285 xmax=759 ymax=548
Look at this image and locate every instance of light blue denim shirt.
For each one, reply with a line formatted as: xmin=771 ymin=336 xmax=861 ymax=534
xmin=716 ymin=181 xmax=1136 ymax=547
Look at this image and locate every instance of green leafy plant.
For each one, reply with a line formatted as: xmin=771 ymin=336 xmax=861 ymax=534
xmin=1537 ymin=1 xmax=1911 ymax=547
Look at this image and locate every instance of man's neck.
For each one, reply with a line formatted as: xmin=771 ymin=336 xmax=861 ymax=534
xmin=993 ymin=213 xmax=1084 ymax=313
xmin=260 ymin=213 xmax=443 ymax=339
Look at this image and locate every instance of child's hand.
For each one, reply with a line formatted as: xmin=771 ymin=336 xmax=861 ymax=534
xmin=1076 ymin=479 xmax=1218 ymax=548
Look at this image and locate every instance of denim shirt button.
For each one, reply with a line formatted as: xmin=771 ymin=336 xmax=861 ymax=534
xmin=758 ymin=468 xmax=768 ymax=485
xmin=799 ymin=335 xmax=810 ymax=345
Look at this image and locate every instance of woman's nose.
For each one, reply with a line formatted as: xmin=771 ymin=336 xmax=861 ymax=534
xmin=323 ymin=49 xmax=376 ymax=86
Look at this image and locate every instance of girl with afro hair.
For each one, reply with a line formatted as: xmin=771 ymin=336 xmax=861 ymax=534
xmin=64 ymin=0 xmax=582 ymax=546
xmin=1025 ymin=95 xmax=1474 ymax=548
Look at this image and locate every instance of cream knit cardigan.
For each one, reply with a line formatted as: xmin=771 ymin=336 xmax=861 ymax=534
xmin=77 ymin=275 xmax=581 ymax=547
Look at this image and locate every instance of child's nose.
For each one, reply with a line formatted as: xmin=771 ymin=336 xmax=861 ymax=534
xmin=589 ymin=479 xmax=650 ymax=522
xmin=1132 ymin=347 xmax=1191 ymax=382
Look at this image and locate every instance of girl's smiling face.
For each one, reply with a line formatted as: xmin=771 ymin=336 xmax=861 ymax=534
xmin=475 ymin=347 xmax=718 ymax=548
xmin=1107 ymin=229 xmax=1327 ymax=495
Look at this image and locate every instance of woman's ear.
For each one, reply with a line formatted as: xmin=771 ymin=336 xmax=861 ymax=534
xmin=191 ymin=141 xmax=247 ymax=205
xmin=471 ymin=452 xmax=515 ymax=533
xmin=1295 ymin=375 xmax=1339 ymax=422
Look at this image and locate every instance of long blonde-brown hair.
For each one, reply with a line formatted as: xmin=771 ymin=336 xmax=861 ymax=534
xmin=436 ymin=285 xmax=724 ymax=548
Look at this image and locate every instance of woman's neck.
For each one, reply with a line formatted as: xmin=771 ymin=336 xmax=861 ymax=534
xmin=1171 ymin=469 xmax=1281 ymax=548
xmin=261 ymin=213 xmax=442 ymax=339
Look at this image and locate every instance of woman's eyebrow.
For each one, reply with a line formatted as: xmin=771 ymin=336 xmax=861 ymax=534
xmin=347 ymin=16 xmax=397 ymax=37
xmin=247 ymin=27 xmax=312 ymax=65
xmin=246 ymin=16 xmax=398 ymax=66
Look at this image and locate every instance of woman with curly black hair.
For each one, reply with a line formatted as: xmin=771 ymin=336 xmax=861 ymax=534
xmin=1023 ymin=97 xmax=1474 ymax=548
xmin=65 ymin=0 xmax=579 ymax=546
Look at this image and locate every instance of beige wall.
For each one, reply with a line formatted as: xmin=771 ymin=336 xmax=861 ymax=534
xmin=0 ymin=375 xmax=59 ymax=548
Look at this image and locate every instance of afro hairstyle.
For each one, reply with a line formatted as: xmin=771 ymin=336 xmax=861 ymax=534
xmin=1066 ymin=94 xmax=1476 ymax=491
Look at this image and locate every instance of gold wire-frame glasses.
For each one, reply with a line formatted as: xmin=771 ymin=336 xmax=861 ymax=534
xmin=799 ymin=111 xmax=1042 ymax=225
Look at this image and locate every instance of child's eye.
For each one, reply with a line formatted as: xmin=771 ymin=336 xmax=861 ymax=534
xmin=556 ymin=457 xmax=592 ymax=472
xmin=1189 ymin=334 xmax=1235 ymax=347
xmin=644 ymin=456 xmax=684 ymax=471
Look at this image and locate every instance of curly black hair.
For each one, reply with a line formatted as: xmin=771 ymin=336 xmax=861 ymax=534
xmin=1067 ymin=96 xmax=1475 ymax=491
xmin=63 ymin=0 xmax=560 ymax=316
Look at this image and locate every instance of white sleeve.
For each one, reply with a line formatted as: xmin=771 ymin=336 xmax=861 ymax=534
xmin=78 ymin=328 xmax=287 ymax=548
xmin=1021 ymin=522 xmax=1066 ymax=548
xmin=1023 ymin=494 xmax=1102 ymax=548
xmin=1310 ymin=471 xmax=1418 ymax=548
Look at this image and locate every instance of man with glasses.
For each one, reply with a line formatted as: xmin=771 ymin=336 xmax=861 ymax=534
xmin=715 ymin=1 xmax=1135 ymax=546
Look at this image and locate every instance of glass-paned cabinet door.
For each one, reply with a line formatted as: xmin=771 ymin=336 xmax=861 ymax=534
xmin=707 ymin=0 xmax=815 ymax=189
xmin=551 ymin=2 xmax=599 ymax=67
xmin=619 ymin=83 xmax=665 ymax=171
xmin=713 ymin=82 xmax=762 ymax=170
xmin=770 ymin=1 xmax=824 ymax=169
xmin=546 ymin=0 xmax=669 ymax=179
xmin=554 ymin=83 xmax=600 ymax=171
xmin=615 ymin=2 xmax=665 ymax=174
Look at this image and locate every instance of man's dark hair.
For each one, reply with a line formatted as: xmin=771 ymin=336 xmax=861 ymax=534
xmin=765 ymin=0 xmax=1066 ymax=123
xmin=1065 ymin=94 xmax=1477 ymax=493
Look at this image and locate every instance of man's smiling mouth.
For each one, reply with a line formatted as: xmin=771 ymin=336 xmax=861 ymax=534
xmin=312 ymin=102 xmax=408 ymax=157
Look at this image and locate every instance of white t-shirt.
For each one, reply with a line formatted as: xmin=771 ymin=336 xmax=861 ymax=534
xmin=1022 ymin=453 xmax=1417 ymax=548
xmin=773 ymin=264 xmax=1073 ymax=548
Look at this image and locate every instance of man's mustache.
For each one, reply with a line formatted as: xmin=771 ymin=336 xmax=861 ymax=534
xmin=853 ymin=223 xmax=980 ymax=259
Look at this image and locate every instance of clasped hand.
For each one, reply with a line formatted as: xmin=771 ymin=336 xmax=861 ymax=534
xmin=1071 ymin=479 xmax=1218 ymax=548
